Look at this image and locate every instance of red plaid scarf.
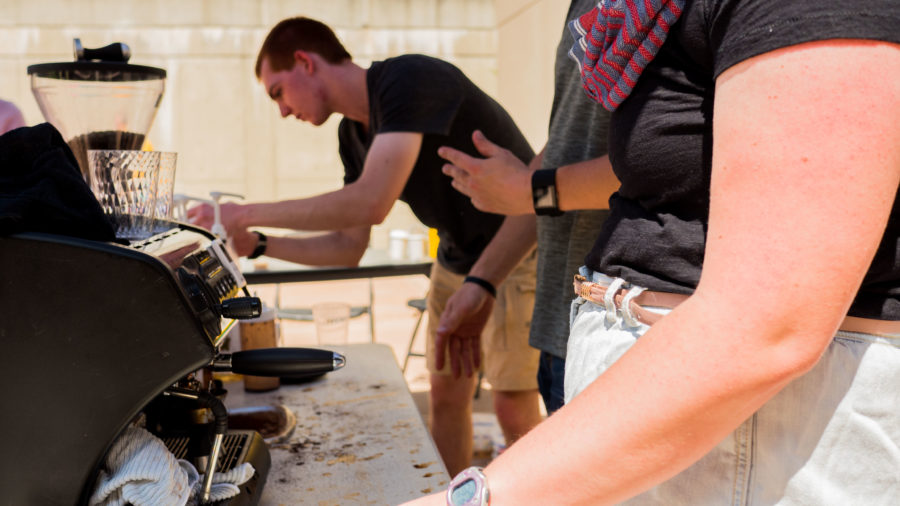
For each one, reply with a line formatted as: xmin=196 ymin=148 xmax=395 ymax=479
xmin=569 ymin=0 xmax=686 ymax=111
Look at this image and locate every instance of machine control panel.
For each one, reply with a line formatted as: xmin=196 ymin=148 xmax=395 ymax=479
xmin=134 ymin=224 xmax=258 ymax=343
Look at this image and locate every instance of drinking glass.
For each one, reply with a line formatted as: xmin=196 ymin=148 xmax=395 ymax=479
xmin=153 ymin=152 xmax=177 ymax=233
xmin=88 ymin=149 xmax=160 ymax=241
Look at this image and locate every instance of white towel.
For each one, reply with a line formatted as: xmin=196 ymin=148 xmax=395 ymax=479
xmin=90 ymin=427 xmax=256 ymax=506
xmin=89 ymin=426 xmax=192 ymax=506
xmin=186 ymin=462 xmax=257 ymax=505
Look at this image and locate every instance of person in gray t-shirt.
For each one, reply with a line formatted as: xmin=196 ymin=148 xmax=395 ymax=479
xmin=437 ymin=0 xmax=616 ymax=413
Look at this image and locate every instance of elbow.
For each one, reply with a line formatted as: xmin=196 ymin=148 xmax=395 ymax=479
xmin=344 ymin=247 xmax=366 ymax=267
xmin=359 ymin=199 xmax=391 ymax=226
xmin=787 ymin=336 xmax=832 ymax=377
xmin=331 ymin=246 xmax=365 ymax=268
xmin=760 ymin=326 xmax=835 ymax=385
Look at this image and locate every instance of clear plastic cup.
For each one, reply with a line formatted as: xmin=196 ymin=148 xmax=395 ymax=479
xmin=88 ymin=149 xmax=160 ymax=241
xmin=312 ymin=302 xmax=351 ymax=345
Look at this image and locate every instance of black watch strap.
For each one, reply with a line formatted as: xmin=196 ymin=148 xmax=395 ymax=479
xmin=248 ymin=231 xmax=267 ymax=259
xmin=531 ymin=168 xmax=564 ymax=216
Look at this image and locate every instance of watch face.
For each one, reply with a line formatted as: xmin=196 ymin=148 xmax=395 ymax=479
xmin=533 ymin=186 xmax=554 ymax=209
xmin=450 ymin=478 xmax=477 ymax=505
xmin=447 ymin=467 xmax=489 ymax=506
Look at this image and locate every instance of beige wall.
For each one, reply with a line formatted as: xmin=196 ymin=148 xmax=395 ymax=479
xmin=494 ymin=0 xmax=567 ymax=153
xmin=0 ymin=0 xmax=562 ymax=249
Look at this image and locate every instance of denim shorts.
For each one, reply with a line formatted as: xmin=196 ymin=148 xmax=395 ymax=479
xmin=565 ymin=267 xmax=900 ymax=504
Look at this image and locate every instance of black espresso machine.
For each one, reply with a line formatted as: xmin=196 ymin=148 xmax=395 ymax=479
xmin=1 ymin=42 xmax=345 ymax=505
xmin=0 ymin=221 xmax=345 ymax=505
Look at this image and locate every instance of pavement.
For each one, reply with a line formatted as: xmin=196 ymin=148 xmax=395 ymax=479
xmin=246 ymin=274 xmax=508 ymax=467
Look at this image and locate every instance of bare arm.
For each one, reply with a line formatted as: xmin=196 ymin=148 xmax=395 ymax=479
xmin=437 ymin=131 xmax=617 ymax=215
xmin=189 ymin=132 xmax=422 ymax=232
xmin=234 ymin=225 xmax=371 ymax=267
xmin=408 ymin=39 xmax=900 ymax=505
xmin=555 ymin=154 xmax=617 ymax=211
xmin=468 ymin=214 xmax=537 ymax=288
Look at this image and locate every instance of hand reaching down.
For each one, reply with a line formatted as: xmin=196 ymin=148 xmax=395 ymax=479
xmin=434 ymin=282 xmax=494 ymax=378
xmin=438 ymin=130 xmax=534 ymax=216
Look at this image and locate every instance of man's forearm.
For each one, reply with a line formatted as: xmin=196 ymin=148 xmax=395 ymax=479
xmin=555 ymin=154 xmax=618 ymax=211
xmin=466 ymin=214 xmax=537 ymax=287
xmin=237 ymin=182 xmax=383 ymax=231
xmin=263 ymin=227 xmax=370 ymax=267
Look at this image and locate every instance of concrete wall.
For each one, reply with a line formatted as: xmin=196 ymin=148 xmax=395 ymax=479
xmin=494 ymin=0 xmax=567 ymax=154
xmin=0 ymin=0 xmax=564 ymax=249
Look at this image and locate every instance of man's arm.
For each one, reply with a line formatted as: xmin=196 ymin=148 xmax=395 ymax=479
xmin=189 ymin=132 xmax=423 ymax=233
xmin=555 ymin=155 xmax=617 ymax=211
xmin=438 ymin=130 xmax=617 ymax=215
xmin=434 ymin=213 xmax=537 ymax=377
xmin=232 ymin=225 xmax=371 ymax=267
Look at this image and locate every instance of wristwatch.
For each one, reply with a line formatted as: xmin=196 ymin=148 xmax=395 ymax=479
xmin=247 ymin=231 xmax=267 ymax=259
xmin=447 ymin=466 xmax=490 ymax=506
xmin=531 ymin=168 xmax=563 ymax=216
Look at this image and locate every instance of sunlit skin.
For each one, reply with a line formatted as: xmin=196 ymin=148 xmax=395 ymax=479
xmin=259 ymin=51 xmax=333 ymax=126
xmin=401 ymin=38 xmax=900 ymax=506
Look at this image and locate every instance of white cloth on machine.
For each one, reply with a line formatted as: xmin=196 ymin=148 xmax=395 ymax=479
xmin=89 ymin=426 xmax=256 ymax=506
xmin=185 ymin=462 xmax=256 ymax=505
xmin=89 ymin=426 xmax=192 ymax=506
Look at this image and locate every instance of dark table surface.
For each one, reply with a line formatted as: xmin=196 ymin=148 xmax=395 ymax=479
xmin=240 ymin=250 xmax=432 ymax=285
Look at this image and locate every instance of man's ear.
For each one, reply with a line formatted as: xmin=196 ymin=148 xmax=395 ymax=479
xmin=293 ymin=50 xmax=315 ymax=74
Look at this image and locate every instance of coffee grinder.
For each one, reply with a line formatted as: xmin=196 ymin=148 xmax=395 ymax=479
xmin=27 ymin=38 xmax=166 ymax=186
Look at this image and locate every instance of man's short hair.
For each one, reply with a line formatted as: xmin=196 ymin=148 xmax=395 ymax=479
xmin=255 ymin=17 xmax=352 ymax=77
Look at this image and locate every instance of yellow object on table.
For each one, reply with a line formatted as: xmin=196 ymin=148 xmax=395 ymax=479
xmin=428 ymin=228 xmax=439 ymax=258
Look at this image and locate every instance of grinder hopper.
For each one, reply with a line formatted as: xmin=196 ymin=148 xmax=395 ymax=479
xmin=27 ymin=39 xmax=166 ymax=186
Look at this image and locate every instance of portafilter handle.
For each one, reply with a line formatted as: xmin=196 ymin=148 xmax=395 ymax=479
xmin=212 ymin=348 xmax=345 ymax=377
xmin=216 ymin=297 xmax=261 ymax=319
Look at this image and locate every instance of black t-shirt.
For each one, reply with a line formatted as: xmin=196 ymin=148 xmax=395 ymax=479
xmin=587 ymin=0 xmax=900 ymax=319
xmin=339 ymin=55 xmax=534 ymax=274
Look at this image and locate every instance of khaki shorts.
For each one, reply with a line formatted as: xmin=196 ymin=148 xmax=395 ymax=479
xmin=425 ymin=252 xmax=539 ymax=391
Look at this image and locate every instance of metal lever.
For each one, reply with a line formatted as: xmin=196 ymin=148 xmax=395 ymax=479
xmin=163 ymin=387 xmax=228 ymax=504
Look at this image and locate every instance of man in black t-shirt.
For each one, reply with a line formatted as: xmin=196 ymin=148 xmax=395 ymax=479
xmin=189 ymin=17 xmax=543 ymax=476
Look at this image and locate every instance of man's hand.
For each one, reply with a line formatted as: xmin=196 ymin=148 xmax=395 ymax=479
xmin=187 ymin=202 xmax=244 ymax=234
xmin=434 ymin=282 xmax=494 ymax=378
xmin=438 ymin=130 xmax=534 ymax=216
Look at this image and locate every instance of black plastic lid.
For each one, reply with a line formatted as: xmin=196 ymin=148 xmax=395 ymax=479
xmin=27 ymin=61 xmax=166 ymax=81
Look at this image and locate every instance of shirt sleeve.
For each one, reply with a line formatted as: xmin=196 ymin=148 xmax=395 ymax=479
xmin=710 ymin=0 xmax=900 ymax=78
xmin=372 ymin=56 xmax=465 ymax=136
xmin=338 ymin=118 xmax=366 ymax=185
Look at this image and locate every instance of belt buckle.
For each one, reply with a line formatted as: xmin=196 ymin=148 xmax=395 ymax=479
xmin=574 ymin=274 xmax=594 ymax=300
xmin=581 ymin=284 xmax=592 ymax=299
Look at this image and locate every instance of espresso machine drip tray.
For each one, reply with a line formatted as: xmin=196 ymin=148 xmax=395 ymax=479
xmin=163 ymin=430 xmax=271 ymax=506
